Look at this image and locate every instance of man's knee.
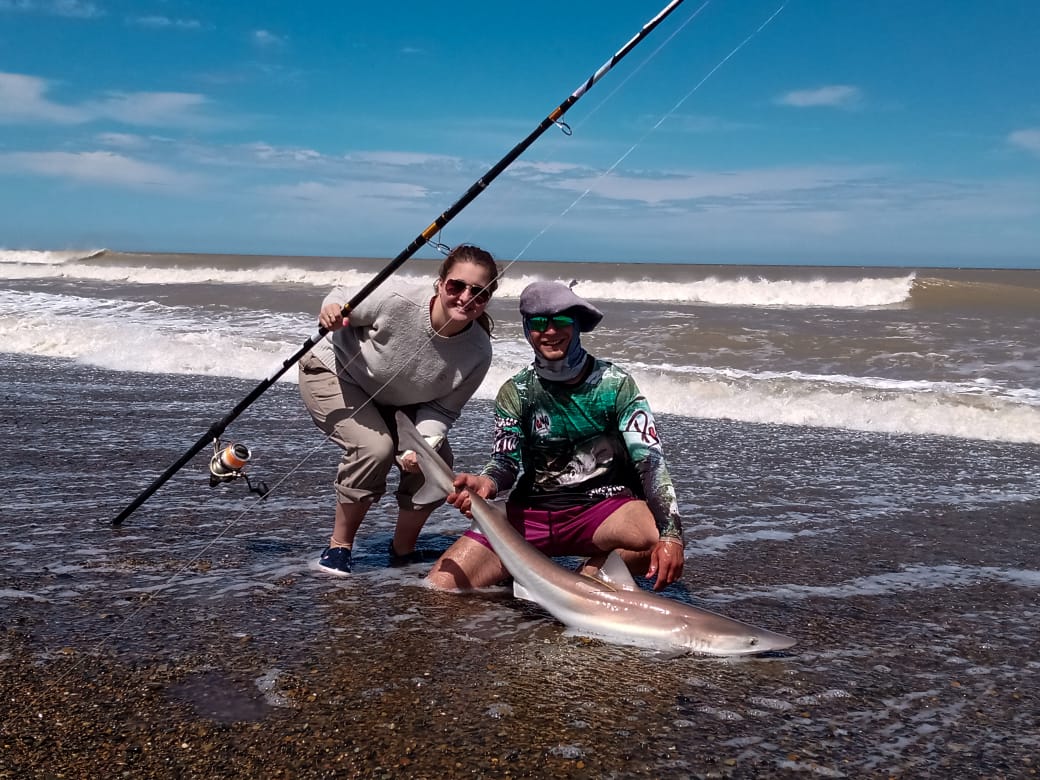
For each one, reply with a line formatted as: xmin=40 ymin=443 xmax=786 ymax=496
xmin=595 ymin=501 xmax=659 ymax=551
xmin=426 ymin=537 xmax=505 ymax=590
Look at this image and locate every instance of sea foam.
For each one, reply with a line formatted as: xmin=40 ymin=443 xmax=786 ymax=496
xmin=0 ymin=255 xmax=916 ymax=309
xmin=3 ymin=287 xmax=1037 ymax=444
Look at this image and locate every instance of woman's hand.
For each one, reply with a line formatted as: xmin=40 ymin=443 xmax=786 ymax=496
xmin=397 ymin=450 xmax=421 ymax=473
xmin=318 ymin=302 xmax=349 ymax=331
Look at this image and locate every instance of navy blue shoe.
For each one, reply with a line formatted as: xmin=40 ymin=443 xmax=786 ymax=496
xmin=387 ymin=540 xmax=440 ymax=567
xmin=317 ymin=546 xmax=352 ymax=576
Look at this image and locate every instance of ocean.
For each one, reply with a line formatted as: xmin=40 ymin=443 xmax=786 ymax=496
xmin=4 ymin=249 xmax=1039 ymax=444
xmin=2 ymin=248 xmax=1039 ymax=777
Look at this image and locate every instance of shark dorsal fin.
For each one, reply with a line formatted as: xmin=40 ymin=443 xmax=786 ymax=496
xmin=595 ymin=551 xmax=640 ymax=591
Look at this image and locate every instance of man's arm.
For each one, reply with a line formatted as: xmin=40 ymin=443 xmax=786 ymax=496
xmin=616 ymin=374 xmax=685 ymax=589
xmin=447 ymin=380 xmax=523 ymax=515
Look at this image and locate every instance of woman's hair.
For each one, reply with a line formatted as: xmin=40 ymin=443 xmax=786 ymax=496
xmin=436 ymin=244 xmax=501 ymax=335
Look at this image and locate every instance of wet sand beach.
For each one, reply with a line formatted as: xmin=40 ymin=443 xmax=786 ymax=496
xmin=2 ymin=354 xmax=1039 ymax=778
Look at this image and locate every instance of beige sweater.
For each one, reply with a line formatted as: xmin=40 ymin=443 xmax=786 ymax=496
xmin=310 ymin=279 xmax=492 ymax=440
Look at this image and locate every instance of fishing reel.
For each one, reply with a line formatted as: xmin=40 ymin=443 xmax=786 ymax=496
xmin=209 ymin=439 xmax=269 ymax=498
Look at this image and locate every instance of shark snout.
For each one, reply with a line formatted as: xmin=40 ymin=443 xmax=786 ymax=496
xmin=713 ymin=629 xmax=797 ymax=656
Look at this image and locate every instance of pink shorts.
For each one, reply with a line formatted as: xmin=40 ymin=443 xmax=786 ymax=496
xmin=464 ymin=496 xmax=636 ymax=557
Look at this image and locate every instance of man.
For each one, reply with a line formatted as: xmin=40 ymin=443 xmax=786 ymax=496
xmin=427 ymin=281 xmax=684 ymax=591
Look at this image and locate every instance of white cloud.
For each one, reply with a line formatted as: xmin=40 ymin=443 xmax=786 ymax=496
xmin=271 ymin=180 xmax=428 ymax=204
xmin=345 ymin=151 xmax=462 ymax=167
xmin=0 ymin=73 xmax=217 ymax=128
xmin=96 ymin=132 xmax=149 ymax=148
xmin=247 ymin=142 xmax=322 ymax=163
xmin=548 ymin=165 xmax=884 ymax=205
xmin=128 ymin=15 xmax=202 ymax=30
xmin=255 ymin=179 xmax=434 ymax=238
xmin=0 ymin=72 xmax=84 ymax=123
xmin=776 ymin=85 xmax=862 ymax=109
xmin=0 ymin=0 xmax=102 ymax=17
xmin=86 ymin=91 xmax=212 ymax=127
xmin=49 ymin=0 xmax=98 ymax=16
xmin=510 ymin=161 xmax=585 ymax=176
xmin=1008 ymin=128 xmax=1040 ymax=157
xmin=0 ymin=150 xmax=198 ymax=189
xmin=252 ymin=29 xmax=285 ymax=47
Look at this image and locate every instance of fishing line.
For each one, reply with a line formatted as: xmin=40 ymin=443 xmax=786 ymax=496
xmin=249 ymin=0 xmax=789 ymax=554
xmin=10 ymin=287 xmax=502 ymax=722
xmin=441 ymin=2 xmax=712 ymax=253
xmin=500 ymin=2 xmax=789 ymax=271
xmin=547 ymin=1 xmax=712 ymax=145
xmin=36 ymin=287 xmax=491 ymax=686
xmin=12 ymin=3 xmax=711 ymax=729
xmin=12 ymin=391 xmax=383 ymax=723
xmin=107 ymin=0 xmax=690 ymax=529
xmin=18 ymin=0 xmax=794 ymax=728
xmin=26 ymin=0 xmax=790 ymax=671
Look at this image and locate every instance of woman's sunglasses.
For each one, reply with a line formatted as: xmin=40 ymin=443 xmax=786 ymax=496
xmin=526 ymin=314 xmax=575 ymax=331
xmin=443 ymin=278 xmax=492 ymax=303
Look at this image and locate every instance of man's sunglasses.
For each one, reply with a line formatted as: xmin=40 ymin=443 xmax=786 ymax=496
xmin=526 ymin=314 xmax=575 ymax=331
xmin=443 ymin=278 xmax=492 ymax=302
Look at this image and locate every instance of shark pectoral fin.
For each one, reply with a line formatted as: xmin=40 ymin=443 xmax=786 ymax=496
xmin=394 ymin=411 xmax=456 ymax=503
xmin=653 ymin=648 xmax=689 ymax=661
xmin=594 ymin=550 xmax=641 ymax=592
xmin=513 ymin=581 xmax=536 ymax=603
xmin=412 ymin=482 xmax=447 ymax=506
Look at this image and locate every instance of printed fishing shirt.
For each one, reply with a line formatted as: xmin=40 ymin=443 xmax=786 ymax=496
xmin=480 ymin=358 xmax=683 ymax=540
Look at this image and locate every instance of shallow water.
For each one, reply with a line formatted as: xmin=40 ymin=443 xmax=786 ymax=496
xmin=2 ymin=353 xmax=1039 ymax=777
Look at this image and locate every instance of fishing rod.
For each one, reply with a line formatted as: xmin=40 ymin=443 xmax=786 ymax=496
xmin=110 ymin=0 xmax=688 ymax=527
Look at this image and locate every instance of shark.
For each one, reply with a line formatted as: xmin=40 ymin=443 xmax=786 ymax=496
xmin=396 ymin=411 xmax=796 ymax=657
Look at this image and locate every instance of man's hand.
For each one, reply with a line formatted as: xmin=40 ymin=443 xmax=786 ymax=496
xmin=645 ymin=538 xmax=684 ymax=591
xmin=447 ymin=473 xmax=497 ymax=516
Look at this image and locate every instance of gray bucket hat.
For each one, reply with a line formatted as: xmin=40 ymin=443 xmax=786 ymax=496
xmin=518 ymin=281 xmax=603 ymax=332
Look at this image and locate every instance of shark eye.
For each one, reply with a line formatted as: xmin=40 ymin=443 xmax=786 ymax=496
xmin=749 ymin=637 xmax=759 ymax=646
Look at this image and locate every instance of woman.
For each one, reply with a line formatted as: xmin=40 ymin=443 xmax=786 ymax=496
xmin=427 ymin=281 xmax=685 ymax=592
xmin=300 ymin=245 xmax=499 ymax=575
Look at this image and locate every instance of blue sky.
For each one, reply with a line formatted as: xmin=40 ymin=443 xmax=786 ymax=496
xmin=1 ymin=0 xmax=1038 ymax=268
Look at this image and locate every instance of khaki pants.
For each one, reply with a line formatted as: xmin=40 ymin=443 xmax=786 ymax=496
xmin=298 ymin=351 xmax=453 ymax=510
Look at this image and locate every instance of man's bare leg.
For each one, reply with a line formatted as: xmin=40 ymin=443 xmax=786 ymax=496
xmin=578 ymin=501 xmax=659 ymax=578
xmin=426 ymin=535 xmax=509 ymax=590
